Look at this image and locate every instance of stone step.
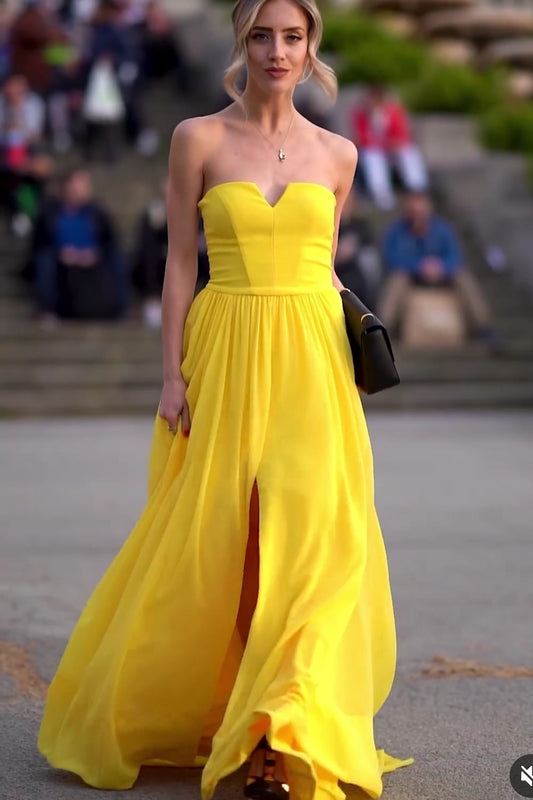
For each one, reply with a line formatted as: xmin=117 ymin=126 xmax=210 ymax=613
xmin=0 ymin=320 xmax=159 ymax=342
xmin=2 ymin=292 xmax=532 ymax=326
xmin=2 ymin=379 xmax=533 ymax=418
xmin=395 ymin=356 xmax=533 ymax=383
xmin=1 ymin=327 xmax=533 ymax=361
xmin=0 ymin=386 xmax=160 ymax=417
xmin=1 ymin=277 xmax=531 ymax=307
xmin=1 ymin=294 xmax=532 ymax=331
xmin=481 ymin=285 xmax=533 ymax=308
xmin=365 ymin=380 xmax=533 ymax=410
xmin=0 ymin=280 xmax=29 ymax=299
xmin=1 ymin=351 xmax=532 ymax=390
xmin=0 ymin=299 xmax=33 ymax=317
xmin=1 ymin=361 xmax=162 ymax=388
xmin=0 ymin=243 xmax=24 ymax=259
xmin=0 ymin=336 xmax=160 ymax=362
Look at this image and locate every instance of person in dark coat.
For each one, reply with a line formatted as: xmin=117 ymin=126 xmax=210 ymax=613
xmin=140 ymin=0 xmax=190 ymax=93
xmin=31 ymin=168 xmax=128 ymax=325
xmin=334 ymin=189 xmax=382 ymax=308
xmin=132 ymin=177 xmax=210 ymax=328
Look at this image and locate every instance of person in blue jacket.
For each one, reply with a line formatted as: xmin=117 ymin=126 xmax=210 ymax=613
xmin=31 ymin=168 xmax=128 ymax=325
xmin=377 ymin=190 xmax=500 ymax=349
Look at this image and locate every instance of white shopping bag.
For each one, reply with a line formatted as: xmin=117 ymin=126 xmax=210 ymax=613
xmin=83 ymin=59 xmax=125 ymax=123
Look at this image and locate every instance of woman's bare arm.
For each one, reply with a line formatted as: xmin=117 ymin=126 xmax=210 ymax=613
xmin=331 ymin=138 xmax=358 ymax=292
xmin=158 ymin=118 xmax=209 ymax=431
xmin=162 ymin=120 xmax=205 ymax=379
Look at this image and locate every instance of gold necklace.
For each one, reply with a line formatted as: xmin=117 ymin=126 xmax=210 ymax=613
xmin=243 ymin=107 xmax=295 ymax=162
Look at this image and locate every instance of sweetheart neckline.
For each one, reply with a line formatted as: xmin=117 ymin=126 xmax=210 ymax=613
xmin=199 ymin=181 xmax=336 ymax=210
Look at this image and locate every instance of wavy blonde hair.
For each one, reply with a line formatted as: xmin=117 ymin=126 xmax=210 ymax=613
xmin=224 ymin=0 xmax=337 ymax=103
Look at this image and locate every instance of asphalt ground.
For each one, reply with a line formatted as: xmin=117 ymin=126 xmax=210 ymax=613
xmin=1 ymin=412 xmax=532 ymax=800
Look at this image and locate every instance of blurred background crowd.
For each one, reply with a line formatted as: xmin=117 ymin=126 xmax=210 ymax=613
xmin=2 ymin=0 xmax=533 ymax=414
xmin=0 ymin=0 xmax=193 ymax=325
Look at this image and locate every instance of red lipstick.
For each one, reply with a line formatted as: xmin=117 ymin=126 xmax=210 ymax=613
xmin=266 ymin=68 xmax=289 ymax=78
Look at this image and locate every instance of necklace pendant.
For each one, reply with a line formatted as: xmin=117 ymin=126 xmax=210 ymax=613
xmin=278 ymin=149 xmax=286 ymax=162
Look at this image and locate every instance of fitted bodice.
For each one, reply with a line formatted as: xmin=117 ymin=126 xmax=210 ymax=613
xmin=198 ymin=182 xmax=336 ymax=294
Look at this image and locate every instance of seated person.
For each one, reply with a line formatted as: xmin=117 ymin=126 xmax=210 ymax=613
xmin=377 ymin=190 xmax=500 ymax=350
xmin=0 ymin=73 xmax=54 ymax=236
xmin=141 ymin=0 xmax=190 ymax=93
xmin=352 ymin=83 xmax=428 ymax=211
xmin=334 ymin=189 xmax=381 ymax=308
xmin=31 ymin=168 xmax=128 ymax=325
xmin=131 ymin=177 xmax=209 ymax=328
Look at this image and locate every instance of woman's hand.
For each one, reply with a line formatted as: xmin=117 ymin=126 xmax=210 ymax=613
xmin=158 ymin=376 xmax=191 ymax=436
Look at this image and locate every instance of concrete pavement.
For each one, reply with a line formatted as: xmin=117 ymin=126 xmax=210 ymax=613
xmin=1 ymin=412 xmax=532 ymax=800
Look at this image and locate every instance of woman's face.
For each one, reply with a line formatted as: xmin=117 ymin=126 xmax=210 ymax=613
xmin=246 ymin=0 xmax=309 ymax=95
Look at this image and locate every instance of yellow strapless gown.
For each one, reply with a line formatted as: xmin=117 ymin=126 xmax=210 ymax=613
xmin=38 ymin=182 xmax=413 ymax=800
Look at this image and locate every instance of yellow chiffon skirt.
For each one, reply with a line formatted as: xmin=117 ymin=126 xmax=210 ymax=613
xmin=38 ymin=285 xmax=413 ymax=800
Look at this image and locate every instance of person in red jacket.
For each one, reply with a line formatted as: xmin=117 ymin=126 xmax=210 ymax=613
xmin=352 ymin=83 xmax=428 ymax=210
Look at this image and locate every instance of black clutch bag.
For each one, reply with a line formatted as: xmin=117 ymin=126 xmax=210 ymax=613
xmin=340 ymin=289 xmax=400 ymax=394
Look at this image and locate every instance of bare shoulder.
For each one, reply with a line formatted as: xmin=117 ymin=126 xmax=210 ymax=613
xmin=170 ymin=114 xmax=227 ymax=153
xmin=319 ymin=128 xmax=358 ymax=181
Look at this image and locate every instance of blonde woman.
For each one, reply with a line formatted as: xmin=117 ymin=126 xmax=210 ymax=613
xmin=38 ymin=1 xmax=414 ymax=799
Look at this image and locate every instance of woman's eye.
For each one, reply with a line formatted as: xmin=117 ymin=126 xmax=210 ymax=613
xmin=250 ymin=32 xmax=302 ymax=42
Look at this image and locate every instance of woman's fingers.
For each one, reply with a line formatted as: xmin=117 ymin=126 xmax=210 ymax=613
xmin=181 ymin=399 xmax=191 ymax=436
xmin=166 ymin=414 xmax=179 ymax=434
xmin=158 ymin=384 xmax=189 ymax=436
xmin=158 ymin=404 xmax=179 ymax=434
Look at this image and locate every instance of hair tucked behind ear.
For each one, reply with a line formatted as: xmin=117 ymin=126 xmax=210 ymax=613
xmin=223 ymin=0 xmax=337 ymax=103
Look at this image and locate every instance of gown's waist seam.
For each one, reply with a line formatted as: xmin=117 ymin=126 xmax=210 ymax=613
xmin=204 ymin=284 xmax=337 ymax=297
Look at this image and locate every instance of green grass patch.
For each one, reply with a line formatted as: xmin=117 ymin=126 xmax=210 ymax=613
xmin=479 ymin=104 xmax=533 ymax=153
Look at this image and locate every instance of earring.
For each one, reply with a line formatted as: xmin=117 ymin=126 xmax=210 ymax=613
xmin=298 ymin=61 xmax=312 ymax=84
